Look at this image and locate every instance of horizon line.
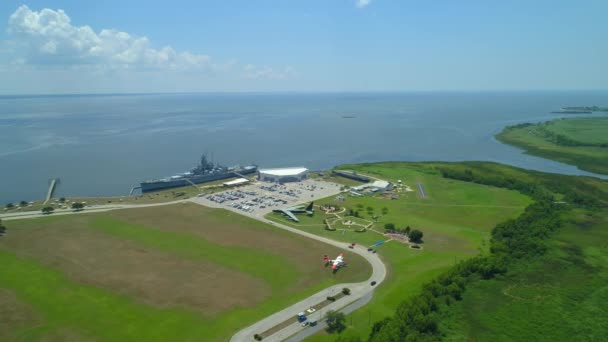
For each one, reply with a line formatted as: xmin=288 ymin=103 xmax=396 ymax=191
xmin=2 ymin=89 xmax=608 ymax=98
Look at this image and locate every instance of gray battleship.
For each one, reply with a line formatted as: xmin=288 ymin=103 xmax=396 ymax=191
xmin=140 ymin=155 xmax=257 ymax=192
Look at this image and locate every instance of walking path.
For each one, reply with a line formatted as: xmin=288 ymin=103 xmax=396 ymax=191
xmin=229 ymin=216 xmax=386 ymax=342
xmin=0 ymin=199 xmax=189 ymax=221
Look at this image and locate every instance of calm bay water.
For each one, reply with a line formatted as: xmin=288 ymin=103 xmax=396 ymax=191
xmin=1 ymin=91 xmax=607 ymax=204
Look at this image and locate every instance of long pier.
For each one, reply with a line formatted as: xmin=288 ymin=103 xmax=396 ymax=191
xmin=44 ymin=178 xmax=60 ymax=204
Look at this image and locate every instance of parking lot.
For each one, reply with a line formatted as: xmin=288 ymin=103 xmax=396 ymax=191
xmin=191 ymin=179 xmax=342 ymax=218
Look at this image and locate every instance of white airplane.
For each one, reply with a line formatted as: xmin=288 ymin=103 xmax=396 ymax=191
xmin=323 ymin=253 xmax=346 ymax=270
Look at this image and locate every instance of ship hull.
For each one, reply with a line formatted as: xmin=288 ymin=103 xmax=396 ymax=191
xmin=140 ymin=167 xmax=257 ymax=192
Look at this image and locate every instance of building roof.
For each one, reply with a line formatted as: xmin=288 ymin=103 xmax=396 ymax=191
xmin=223 ymin=178 xmax=250 ymax=186
xmin=371 ymin=180 xmax=390 ymax=188
xmin=352 ymin=180 xmax=392 ymax=191
xmin=258 ymin=167 xmax=308 ymax=176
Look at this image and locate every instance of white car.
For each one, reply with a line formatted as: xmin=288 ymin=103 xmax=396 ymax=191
xmin=306 ymin=308 xmax=316 ymax=314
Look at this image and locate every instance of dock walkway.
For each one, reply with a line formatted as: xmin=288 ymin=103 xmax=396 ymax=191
xmin=44 ymin=178 xmax=59 ymax=204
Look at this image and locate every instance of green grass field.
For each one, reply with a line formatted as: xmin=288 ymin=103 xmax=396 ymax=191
xmin=496 ymin=117 xmax=608 ymax=174
xmin=544 ymin=117 xmax=608 ymax=145
xmin=0 ymin=203 xmax=371 ymax=341
xmin=265 ymin=162 xmax=532 ymax=341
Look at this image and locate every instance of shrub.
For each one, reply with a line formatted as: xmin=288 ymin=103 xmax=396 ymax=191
xmin=71 ymin=202 xmax=85 ymax=211
xmin=325 ymin=310 xmax=346 ymax=333
xmin=41 ymin=206 xmax=54 ymax=215
xmin=254 ymin=333 xmax=263 ymax=341
xmin=384 ymin=223 xmax=395 ymax=231
xmin=409 ymin=229 xmax=424 ymax=243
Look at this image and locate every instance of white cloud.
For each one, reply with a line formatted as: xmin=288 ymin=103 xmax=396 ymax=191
xmin=0 ymin=5 xmax=298 ymax=93
xmin=243 ymin=64 xmax=296 ymax=80
xmin=356 ymin=0 xmax=372 ymax=8
xmin=5 ymin=5 xmax=215 ymax=71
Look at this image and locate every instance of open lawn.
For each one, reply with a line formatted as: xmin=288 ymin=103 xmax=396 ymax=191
xmin=496 ymin=117 xmax=608 ymax=175
xmin=264 ymin=162 xmax=532 ymax=341
xmin=0 ymin=203 xmax=371 ymax=341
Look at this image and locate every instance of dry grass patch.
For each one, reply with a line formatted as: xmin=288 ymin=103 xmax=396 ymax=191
xmin=1 ymin=217 xmax=270 ymax=316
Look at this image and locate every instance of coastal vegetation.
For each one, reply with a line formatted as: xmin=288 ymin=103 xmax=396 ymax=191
xmin=0 ymin=203 xmax=370 ymax=341
xmin=496 ymin=117 xmax=608 ymax=174
xmin=562 ymin=106 xmax=608 ymax=112
xmin=351 ymin=162 xmax=608 ymax=341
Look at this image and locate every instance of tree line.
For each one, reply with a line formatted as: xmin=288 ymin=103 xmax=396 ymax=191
xmin=366 ymin=164 xmax=599 ymax=342
xmin=384 ymin=223 xmax=423 ymax=244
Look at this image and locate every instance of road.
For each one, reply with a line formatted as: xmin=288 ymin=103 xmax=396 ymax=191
xmin=284 ymin=292 xmax=373 ymax=342
xmin=191 ymin=190 xmax=388 ymax=342
xmin=229 ymin=217 xmax=387 ymax=342
xmin=417 ymin=183 xmax=427 ymax=198
xmin=0 ymin=199 xmax=189 ymax=221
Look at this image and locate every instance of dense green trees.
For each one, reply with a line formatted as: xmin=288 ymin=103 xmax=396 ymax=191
xmin=409 ymin=229 xmax=423 ymax=243
xmin=41 ymin=206 xmax=54 ymax=215
xmin=326 ymin=310 xmax=346 ymax=333
xmin=384 ymin=223 xmax=395 ymax=231
xmin=71 ymin=202 xmax=85 ymax=211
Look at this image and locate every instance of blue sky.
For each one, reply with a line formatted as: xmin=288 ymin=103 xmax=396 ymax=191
xmin=0 ymin=0 xmax=607 ymax=93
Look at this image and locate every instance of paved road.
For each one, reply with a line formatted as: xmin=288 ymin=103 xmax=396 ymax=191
xmin=229 ymin=216 xmax=387 ymax=342
xmin=0 ymin=199 xmax=189 ymax=221
xmin=417 ymin=183 xmax=426 ymax=198
xmin=284 ymin=292 xmax=374 ymax=342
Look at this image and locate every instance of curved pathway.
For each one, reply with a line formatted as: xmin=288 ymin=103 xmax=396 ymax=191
xmin=229 ymin=217 xmax=387 ymax=342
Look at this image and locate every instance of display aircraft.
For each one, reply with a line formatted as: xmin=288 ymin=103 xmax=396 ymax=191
xmin=272 ymin=202 xmax=314 ymax=222
xmin=323 ymin=253 xmax=346 ymax=270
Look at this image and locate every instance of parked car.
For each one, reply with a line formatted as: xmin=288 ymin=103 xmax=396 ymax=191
xmin=371 ymin=281 xmax=377 ymax=286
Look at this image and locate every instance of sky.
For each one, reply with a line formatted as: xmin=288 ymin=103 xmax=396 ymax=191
xmin=0 ymin=0 xmax=607 ymax=94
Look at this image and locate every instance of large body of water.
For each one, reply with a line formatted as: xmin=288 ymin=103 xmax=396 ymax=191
xmin=1 ymin=91 xmax=607 ymax=204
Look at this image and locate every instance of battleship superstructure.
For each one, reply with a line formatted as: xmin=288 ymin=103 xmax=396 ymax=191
xmin=140 ymin=154 xmax=257 ymax=192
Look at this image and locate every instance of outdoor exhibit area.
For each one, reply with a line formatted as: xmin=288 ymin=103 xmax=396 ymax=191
xmin=0 ymin=203 xmax=371 ymax=341
xmin=266 ymin=162 xmax=533 ymax=340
